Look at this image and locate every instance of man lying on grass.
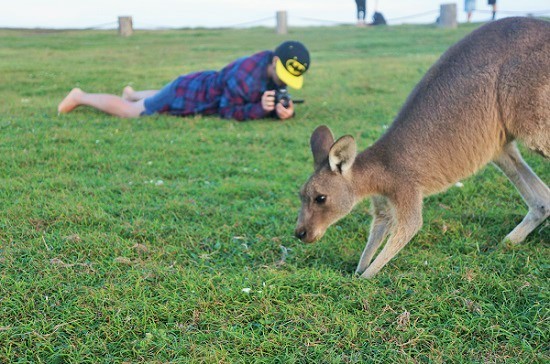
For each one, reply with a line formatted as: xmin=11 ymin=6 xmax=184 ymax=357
xmin=58 ymin=41 xmax=310 ymax=121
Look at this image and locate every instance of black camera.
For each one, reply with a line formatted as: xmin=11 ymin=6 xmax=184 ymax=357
xmin=275 ymin=88 xmax=291 ymax=108
xmin=275 ymin=88 xmax=304 ymax=108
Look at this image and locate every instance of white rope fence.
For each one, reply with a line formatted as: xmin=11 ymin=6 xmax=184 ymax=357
xmin=70 ymin=8 xmax=549 ymax=30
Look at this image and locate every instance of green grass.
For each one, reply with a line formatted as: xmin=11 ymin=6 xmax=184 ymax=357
xmin=0 ymin=22 xmax=548 ymax=363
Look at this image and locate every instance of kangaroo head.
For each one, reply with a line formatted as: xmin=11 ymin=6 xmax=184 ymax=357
xmin=295 ymin=125 xmax=358 ymax=243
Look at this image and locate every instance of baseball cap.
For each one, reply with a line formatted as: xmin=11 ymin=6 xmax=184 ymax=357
xmin=274 ymin=41 xmax=310 ymax=90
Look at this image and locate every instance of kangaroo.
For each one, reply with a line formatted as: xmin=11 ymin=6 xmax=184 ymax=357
xmin=295 ymin=17 xmax=550 ymax=279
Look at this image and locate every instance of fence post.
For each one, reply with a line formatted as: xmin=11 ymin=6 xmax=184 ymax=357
xmin=438 ymin=3 xmax=457 ymax=28
xmin=118 ymin=16 xmax=133 ymax=36
xmin=276 ymin=11 xmax=288 ymax=34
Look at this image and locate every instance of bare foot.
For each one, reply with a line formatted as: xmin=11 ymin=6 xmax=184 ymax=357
xmin=122 ymin=86 xmax=136 ymax=101
xmin=58 ymin=88 xmax=83 ymax=114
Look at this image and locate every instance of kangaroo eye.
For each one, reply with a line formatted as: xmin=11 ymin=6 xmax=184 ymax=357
xmin=315 ymin=195 xmax=327 ymax=204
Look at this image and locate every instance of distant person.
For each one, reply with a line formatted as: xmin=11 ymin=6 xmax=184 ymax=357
xmin=371 ymin=11 xmax=387 ymax=26
xmin=58 ymin=41 xmax=310 ymax=122
xmin=465 ymin=0 xmax=476 ymax=23
xmin=355 ymin=0 xmax=367 ymax=26
xmin=488 ymin=0 xmax=497 ymax=20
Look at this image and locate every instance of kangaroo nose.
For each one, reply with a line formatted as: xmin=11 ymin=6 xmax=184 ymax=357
xmin=295 ymin=228 xmax=307 ymax=240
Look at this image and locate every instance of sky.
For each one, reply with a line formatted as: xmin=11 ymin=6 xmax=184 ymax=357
xmin=1 ymin=0 xmax=548 ymax=29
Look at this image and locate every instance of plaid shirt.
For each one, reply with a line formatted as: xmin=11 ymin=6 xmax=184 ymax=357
xmin=151 ymin=50 xmax=276 ymax=121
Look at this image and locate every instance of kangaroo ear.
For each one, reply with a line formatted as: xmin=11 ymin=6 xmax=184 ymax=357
xmin=329 ymin=135 xmax=356 ymax=174
xmin=310 ymin=125 xmax=334 ymax=169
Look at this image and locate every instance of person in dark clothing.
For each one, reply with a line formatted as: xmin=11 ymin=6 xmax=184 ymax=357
xmin=58 ymin=41 xmax=310 ymax=121
xmin=355 ymin=0 xmax=367 ymax=26
xmin=488 ymin=0 xmax=497 ymax=20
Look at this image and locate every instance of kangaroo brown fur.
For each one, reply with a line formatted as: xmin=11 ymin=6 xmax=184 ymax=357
xmin=295 ymin=17 xmax=550 ymax=278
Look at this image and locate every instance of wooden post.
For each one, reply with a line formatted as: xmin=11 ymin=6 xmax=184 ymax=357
xmin=118 ymin=16 xmax=133 ymax=37
xmin=438 ymin=3 xmax=457 ymax=29
xmin=276 ymin=11 xmax=288 ymax=34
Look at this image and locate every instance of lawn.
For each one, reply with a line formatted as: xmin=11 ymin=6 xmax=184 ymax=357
xmin=0 ymin=21 xmax=548 ymax=363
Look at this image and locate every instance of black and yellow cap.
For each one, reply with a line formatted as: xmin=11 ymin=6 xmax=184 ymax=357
xmin=274 ymin=41 xmax=310 ymax=90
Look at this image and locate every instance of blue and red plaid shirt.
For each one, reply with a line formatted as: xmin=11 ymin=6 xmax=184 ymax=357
xmin=143 ymin=50 xmax=277 ymax=121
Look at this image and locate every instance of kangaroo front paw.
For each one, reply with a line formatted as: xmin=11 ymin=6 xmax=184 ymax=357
xmin=359 ymin=268 xmax=378 ymax=279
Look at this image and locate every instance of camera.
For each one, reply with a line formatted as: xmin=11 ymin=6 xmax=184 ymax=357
xmin=275 ymin=88 xmax=304 ymax=108
xmin=275 ymin=88 xmax=291 ymax=108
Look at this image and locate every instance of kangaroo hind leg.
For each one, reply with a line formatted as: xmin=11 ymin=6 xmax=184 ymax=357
xmin=493 ymin=142 xmax=550 ymax=244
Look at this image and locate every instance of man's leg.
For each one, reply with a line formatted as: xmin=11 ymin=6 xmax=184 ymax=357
xmin=58 ymin=88 xmax=146 ymax=118
xmin=122 ymin=86 xmax=159 ymax=101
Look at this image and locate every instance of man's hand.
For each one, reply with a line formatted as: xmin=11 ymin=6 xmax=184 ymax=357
xmin=261 ymin=90 xmax=276 ymax=112
xmin=275 ymin=101 xmax=294 ymax=120
xmin=261 ymin=90 xmax=295 ymax=120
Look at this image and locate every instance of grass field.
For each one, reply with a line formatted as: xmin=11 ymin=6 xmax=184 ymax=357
xmin=0 ymin=21 xmax=548 ymax=363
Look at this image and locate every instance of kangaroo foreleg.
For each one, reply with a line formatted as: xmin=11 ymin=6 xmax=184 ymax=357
xmin=360 ymin=191 xmax=423 ymax=279
xmin=355 ymin=196 xmax=393 ymax=275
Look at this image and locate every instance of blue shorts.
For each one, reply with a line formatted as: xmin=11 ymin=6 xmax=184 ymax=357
xmin=142 ymin=77 xmax=183 ymax=115
xmin=142 ymin=71 xmax=219 ymax=116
